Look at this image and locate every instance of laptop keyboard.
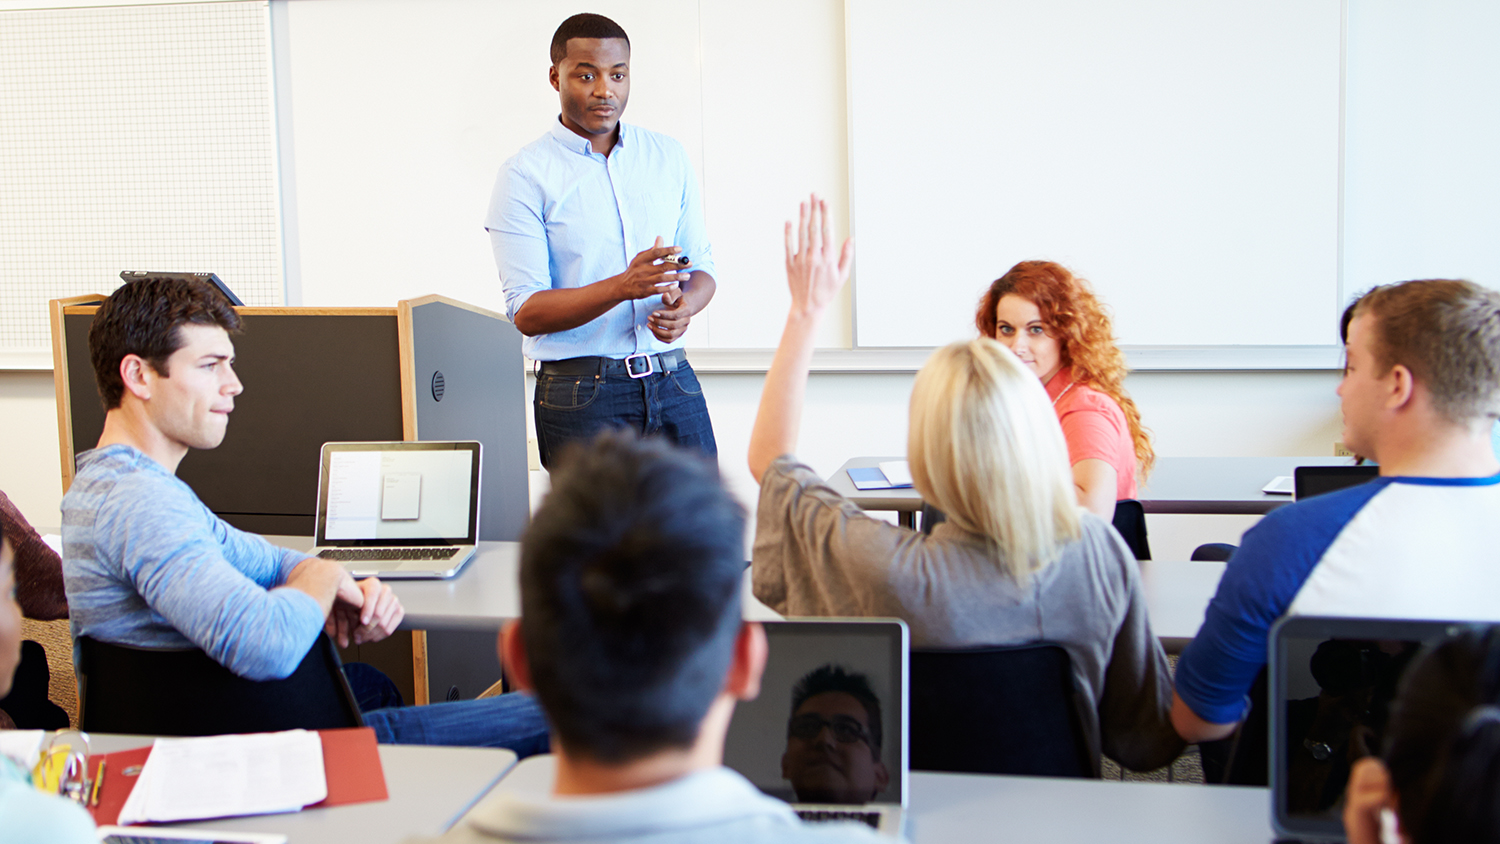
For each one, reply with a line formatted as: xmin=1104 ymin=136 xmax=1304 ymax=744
xmin=317 ymin=547 xmax=460 ymax=562
xmin=796 ymin=809 xmax=883 ymax=830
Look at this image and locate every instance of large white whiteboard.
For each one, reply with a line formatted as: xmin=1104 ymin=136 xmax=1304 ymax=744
xmin=847 ymin=0 xmax=1345 ymax=354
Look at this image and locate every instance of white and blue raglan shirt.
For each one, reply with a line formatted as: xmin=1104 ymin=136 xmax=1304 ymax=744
xmin=1174 ymin=473 xmax=1500 ymax=725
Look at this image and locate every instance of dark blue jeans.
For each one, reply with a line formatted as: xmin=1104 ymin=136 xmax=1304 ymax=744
xmin=534 ymin=358 xmax=717 ymax=469
xmin=362 ymin=690 xmax=551 ymax=758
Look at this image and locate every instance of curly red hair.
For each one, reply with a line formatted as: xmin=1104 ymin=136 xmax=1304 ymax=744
xmin=975 ymin=261 xmax=1155 ymax=478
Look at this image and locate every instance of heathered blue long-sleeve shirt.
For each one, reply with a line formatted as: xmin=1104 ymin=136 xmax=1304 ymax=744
xmin=61 ymin=444 xmax=325 ymax=680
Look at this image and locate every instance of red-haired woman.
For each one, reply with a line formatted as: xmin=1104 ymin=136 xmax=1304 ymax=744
xmin=976 ymin=261 xmax=1154 ymax=517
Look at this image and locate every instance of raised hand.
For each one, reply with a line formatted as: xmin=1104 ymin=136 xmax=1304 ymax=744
xmin=784 ymin=193 xmax=853 ymax=318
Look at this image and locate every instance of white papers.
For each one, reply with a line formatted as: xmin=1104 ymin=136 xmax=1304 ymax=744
xmin=0 ymin=730 xmax=44 ymax=769
xmin=117 ymin=731 xmax=327 ymax=824
xmin=380 ymin=472 xmax=422 ymax=520
xmin=878 ymin=460 xmax=913 ymax=488
xmin=1262 ymin=475 xmax=1295 ymax=495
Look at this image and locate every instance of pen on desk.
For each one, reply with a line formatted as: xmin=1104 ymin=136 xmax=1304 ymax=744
xmin=90 ymin=758 xmax=104 ymax=807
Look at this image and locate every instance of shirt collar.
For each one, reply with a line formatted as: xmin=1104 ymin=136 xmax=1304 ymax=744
xmin=548 ymin=116 xmax=628 ymax=156
xmin=1043 ymin=367 xmax=1075 ymax=401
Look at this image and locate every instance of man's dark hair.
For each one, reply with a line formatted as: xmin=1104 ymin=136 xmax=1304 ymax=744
xmin=1383 ymin=625 xmax=1500 ymax=844
xmin=88 ymin=278 xmax=241 ymax=410
xmin=550 ymin=13 xmax=630 ymax=66
xmin=790 ymin=664 xmax=884 ymax=754
xmin=519 ymin=431 xmax=745 ymax=763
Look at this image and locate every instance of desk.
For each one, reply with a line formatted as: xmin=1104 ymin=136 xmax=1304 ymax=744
xmin=265 ymin=538 xmax=783 ymax=631
xmin=1139 ymin=559 xmax=1226 ymax=652
xmin=89 ymin=734 xmax=516 ymax=844
xmin=459 ymin=754 xmax=1273 ymax=843
xmin=830 ymin=455 xmax=1359 ymax=518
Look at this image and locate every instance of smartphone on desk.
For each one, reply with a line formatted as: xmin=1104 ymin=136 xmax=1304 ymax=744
xmin=98 ymin=827 xmax=287 ymax=844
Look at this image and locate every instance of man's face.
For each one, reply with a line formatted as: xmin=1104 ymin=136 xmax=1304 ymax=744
xmin=1336 ymin=312 xmax=1390 ymax=459
xmin=550 ymin=37 xmax=630 ymax=143
xmin=781 ymin=691 xmax=890 ymax=804
xmin=142 ymin=323 xmax=242 ymax=452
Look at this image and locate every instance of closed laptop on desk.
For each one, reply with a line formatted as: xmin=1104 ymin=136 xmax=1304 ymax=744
xmin=312 ymin=441 xmax=481 ymax=579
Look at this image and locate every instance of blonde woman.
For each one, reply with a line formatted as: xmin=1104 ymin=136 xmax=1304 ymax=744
xmin=748 ymin=197 xmax=1181 ymax=774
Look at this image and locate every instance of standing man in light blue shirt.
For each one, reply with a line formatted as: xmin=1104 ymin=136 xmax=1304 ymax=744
xmin=486 ymin=13 xmax=718 ymax=469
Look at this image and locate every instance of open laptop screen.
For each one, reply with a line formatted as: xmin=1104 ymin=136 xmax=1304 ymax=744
xmin=1270 ymin=616 xmax=1467 ymax=841
xmin=316 ymin=441 xmax=480 ymax=546
xmin=723 ymin=619 xmax=907 ymax=806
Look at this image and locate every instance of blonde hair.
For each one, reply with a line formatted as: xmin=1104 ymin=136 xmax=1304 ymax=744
xmin=908 ymin=338 xmax=1082 ymax=581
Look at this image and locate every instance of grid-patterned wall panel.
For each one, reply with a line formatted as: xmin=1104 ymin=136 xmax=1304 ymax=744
xmin=0 ymin=1 xmax=282 ymax=362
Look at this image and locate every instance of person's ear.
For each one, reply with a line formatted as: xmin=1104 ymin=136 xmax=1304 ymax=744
xmin=119 ymin=354 xmax=154 ymax=401
xmin=549 ymin=64 xmax=561 ymax=93
xmin=724 ymin=622 xmax=768 ymax=701
xmin=499 ymin=620 xmax=533 ymax=692
xmin=873 ymin=760 xmax=890 ymax=795
xmin=1385 ymin=364 xmax=1416 ymax=411
xmin=1343 ymin=757 xmax=1401 ymax=844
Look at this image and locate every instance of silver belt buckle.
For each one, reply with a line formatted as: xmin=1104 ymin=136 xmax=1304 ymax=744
xmin=624 ymin=352 xmax=654 ymax=379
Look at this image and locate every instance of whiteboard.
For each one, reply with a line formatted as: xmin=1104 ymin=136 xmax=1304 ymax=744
xmin=280 ymin=0 xmax=853 ymax=351
xmin=846 ymin=0 xmax=1345 ymax=353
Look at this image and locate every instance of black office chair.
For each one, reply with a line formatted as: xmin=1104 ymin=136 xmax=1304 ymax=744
xmin=909 ymin=643 xmax=1096 ymax=778
xmin=1109 ymin=499 xmax=1150 ymax=561
xmin=77 ymin=632 xmax=364 ymax=736
xmin=924 ymin=500 xmax=1151 ymax=561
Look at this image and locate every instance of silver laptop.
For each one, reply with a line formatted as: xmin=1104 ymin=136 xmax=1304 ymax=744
xmin=1269 ymin=615 xmax=1467 ymax=842
xmin=312 ymin=441 xmax=481 ymax=580
xmin=723 ymin=618 xmax=909 ymax=837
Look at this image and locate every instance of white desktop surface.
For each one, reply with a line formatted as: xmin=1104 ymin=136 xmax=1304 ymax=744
xmin=89 ymin=734 xmax=517 ymax=844
xmin=1138 ymin=559 xmax=1226 ymax=648
xmin=830 ymin=455 xmax=1358 ymax=515
xmin=462 ymin=755 xmax=1273 ymax=844
xmin=265 ymin=538 xmax=782 ymax=630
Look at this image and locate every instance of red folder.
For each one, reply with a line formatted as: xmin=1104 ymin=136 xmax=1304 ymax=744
xmin=88 ymin=727 xmax=388 ymax=826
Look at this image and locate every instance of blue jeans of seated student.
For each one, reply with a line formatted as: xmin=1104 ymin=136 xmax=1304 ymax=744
xmin=362 ymin=691 xmax=551 ymax=759
xmin=534 ymin=360 xmax=717 ymax=469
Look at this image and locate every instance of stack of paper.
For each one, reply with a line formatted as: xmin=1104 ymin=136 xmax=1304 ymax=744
xmin=116 ymin=730 xmax=327 ymax=824
xmin=0 ymin=730 xmax=44 ymax=769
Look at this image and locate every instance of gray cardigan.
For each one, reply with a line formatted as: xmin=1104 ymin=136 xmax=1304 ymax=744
xmin=752 ymin=456 xmax=1184 ymax=773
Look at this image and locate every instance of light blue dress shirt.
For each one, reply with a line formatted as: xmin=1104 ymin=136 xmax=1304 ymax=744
xmin=485 ymin=119 xmax=716 ymax=362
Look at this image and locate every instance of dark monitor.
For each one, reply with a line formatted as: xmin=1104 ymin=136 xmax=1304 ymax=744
xmin=1294 ymin=465 xmax=1380 ymax=501
xmin=65 ymin=310 xmax=404 ymax=535
xmin=120 ymin=271 xmax=244 ymax=307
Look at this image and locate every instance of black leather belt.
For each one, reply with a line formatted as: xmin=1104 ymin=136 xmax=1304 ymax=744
xmin=536 ymin=349 xmax=688 ymax=379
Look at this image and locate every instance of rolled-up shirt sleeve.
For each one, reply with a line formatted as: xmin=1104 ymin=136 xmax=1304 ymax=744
xmin=486 ymin=164 xmax=552 ymax=322
xmin=103 ymin=478 xmax=326 ymax=681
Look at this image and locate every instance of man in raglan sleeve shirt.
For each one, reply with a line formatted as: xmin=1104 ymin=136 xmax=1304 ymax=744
xmin=485 ymin=12 xmax=718 ymax=469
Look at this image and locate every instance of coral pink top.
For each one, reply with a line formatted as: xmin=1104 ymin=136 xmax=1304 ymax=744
xmin=1044 ymin=368 xmax=1138 ymax=500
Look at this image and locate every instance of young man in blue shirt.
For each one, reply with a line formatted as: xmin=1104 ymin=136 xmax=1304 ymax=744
xmin=1172 ymin=278 xmax=1500 ymax=743
xmin=61 ymin=277 xmax=547 ymax=751
xmin=485 ymin=13 xmax=718 ymax=468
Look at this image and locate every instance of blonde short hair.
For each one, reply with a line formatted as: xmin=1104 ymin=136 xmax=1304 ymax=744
xmin=907 ymin=338 xmax=1082 ymax=581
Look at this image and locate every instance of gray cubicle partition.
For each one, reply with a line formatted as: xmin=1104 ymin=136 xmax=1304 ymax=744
xmin=56 ymin=296 xmax=528 ymax=540
xmin=405 ymin=296 xmax=528 ymax=542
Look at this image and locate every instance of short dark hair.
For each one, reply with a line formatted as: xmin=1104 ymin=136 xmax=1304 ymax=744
xmin=550 ymin=13 xmax=629 ymax=66
xmin=519 ymin=431 xmax=745 ymax=763
xmin=88 ymin=278 xmax=241 ymax=410
xmin=1346 ymin=279 xmax=1500 ymax=424
xmin=790 ymin=664 xmax=884 ymax=755
xmin=1383 ymin=625 xmax=1500 ymax=844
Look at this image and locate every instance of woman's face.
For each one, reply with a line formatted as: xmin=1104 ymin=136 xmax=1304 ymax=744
xmin=0 ymin=538 xmax=20 ymax=699
xmin=993 ymin=294 xmax=1063 ymax=384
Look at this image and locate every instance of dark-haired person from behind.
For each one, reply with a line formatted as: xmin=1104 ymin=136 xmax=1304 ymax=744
xmin=414 ymin=433 xmax=883 ymax=843
xmin=782 ymin=665 xmax=889 ymax=805
xmin=1344 ymin=626 xmax=1500 ymax=844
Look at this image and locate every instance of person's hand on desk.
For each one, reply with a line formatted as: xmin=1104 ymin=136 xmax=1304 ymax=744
xmin=327 ymin=577 xmax=404 ymax=647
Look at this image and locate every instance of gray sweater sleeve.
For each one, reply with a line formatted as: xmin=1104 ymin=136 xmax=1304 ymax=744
xmin=1094 ymin=538 xmax=1186 ymax=771
xmin=98 ymin=472 xmax=326 ymax=681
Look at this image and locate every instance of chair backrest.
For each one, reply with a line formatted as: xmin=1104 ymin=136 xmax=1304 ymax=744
xmin=77 ymin=633 xmax=363 ymax=736
xmin=909 ymin=643 xmax=1095 ymax=777
xmin=1110 ymin=499 xmax=1150 ymax=560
